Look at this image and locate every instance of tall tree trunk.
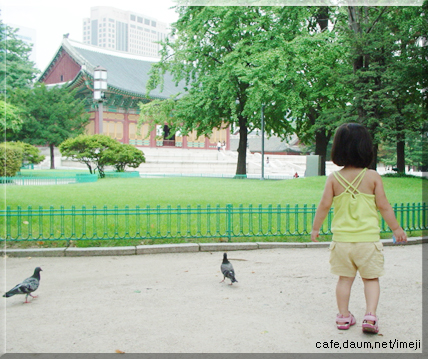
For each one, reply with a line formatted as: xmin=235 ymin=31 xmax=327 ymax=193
xmin=50 ymin=144 xmax=55 ymax=170
xmin=236 ymin=115 xmax=247 ymax=175
xmin=315 ymin=130 xmax=329 ymax=176
xmin=313 ymin=7 xmax=330 ymax=176
xmin=370 ymin=143 xmax=378 ymax=170
xmin=395 ymin=109 xmax=406 ymax=173
xmin=396 ymin=136 xmax=406 ymax=173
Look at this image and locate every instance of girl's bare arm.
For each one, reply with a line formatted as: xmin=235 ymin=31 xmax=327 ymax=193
xmin=311 ymin=175 xmax=334 ymax=242
xmin=373 ymin=172 xmax=407 ymax=243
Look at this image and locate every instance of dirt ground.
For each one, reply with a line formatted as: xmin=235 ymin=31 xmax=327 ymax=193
xmin=0 ymin=244 xmax=424 ymax=354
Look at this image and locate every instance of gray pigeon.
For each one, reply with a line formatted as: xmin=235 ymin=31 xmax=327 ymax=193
xmin=221 ymin=253 xmax=237 ymax=285
xmin=3 ymin=267 xmax=42 ymax=303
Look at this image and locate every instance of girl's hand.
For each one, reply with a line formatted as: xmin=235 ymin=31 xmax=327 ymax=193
xmin=393 ymin=227 xmax=407 ymax=244
xmin=311 ymin=230 xmax=319 ymax=242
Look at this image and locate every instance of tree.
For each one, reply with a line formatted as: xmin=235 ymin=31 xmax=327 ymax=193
xmin=272 ymin=7 xmax=350 ymax=174
xmin=0 ymin=142 xmax=23 ymax=177
xmin=0 ymin=100 xmax=24 ymax=138
xmin=0 ymin=21 xmax=39 ymax=95
xmin=59 ymin=135 xmax=139 ymax=178
xmin=9 ymin=83 xmax=89 ymax=169
xmin=377 ymin=6 xmax=427 ymax=173
xmin=141 ymin=7 xmax=308 ymax=175
xmin=342 ymin=5 xmax=427 ymax=171
xmin=106 ymin=143 xmax=146 ymax=172
xmin=12 ymin=141 xmax=45 ymax=165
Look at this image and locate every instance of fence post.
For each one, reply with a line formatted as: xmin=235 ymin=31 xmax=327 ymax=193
xmin=226 ymin=204 xmax=232 ymax=242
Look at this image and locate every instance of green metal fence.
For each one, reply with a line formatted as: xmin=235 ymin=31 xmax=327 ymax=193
xmin=1 ymin=202 xmax=426 ymax=242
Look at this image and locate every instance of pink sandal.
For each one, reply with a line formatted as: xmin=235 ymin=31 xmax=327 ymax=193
xmin=336 ymin=313 xmax=356 ymax=330
xmin=362 ymin=312 xmax=379 ymax=334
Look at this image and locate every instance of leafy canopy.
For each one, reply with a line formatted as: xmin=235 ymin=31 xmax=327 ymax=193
xmin=0 ymin=21 xmax=39 ymax=94
xmin=59 ymin=135 xmax=145 ymax=177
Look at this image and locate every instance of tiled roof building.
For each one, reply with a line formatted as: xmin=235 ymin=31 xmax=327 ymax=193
xmin=39 ymin=37 xmax=230 ymax=150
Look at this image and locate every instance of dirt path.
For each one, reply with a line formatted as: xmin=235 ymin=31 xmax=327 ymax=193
xmin=0 ymin=244 xmax=423 ymax=354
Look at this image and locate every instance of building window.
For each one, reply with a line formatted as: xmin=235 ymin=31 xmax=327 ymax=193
xmin=60 ymin=75 xmax=64 ymax=82
xmin=151 ymin=21 xmax=156 ymax=27
xmin=137 ymin=17 xmax=143 ymax=23
xmin=130 ymin=14 xmax=136 ymax=21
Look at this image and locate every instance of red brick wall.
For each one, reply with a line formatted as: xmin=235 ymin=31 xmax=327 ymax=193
xmin=42 ymin=51 xmax=81 ymax=84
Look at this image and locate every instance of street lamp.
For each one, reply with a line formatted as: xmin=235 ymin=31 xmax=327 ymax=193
xmin=93 ymin=66 xmax=107 ymax=134
xmin=261 ymin=104 xmax=265 ymax=180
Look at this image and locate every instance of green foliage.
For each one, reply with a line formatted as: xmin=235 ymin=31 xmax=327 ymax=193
xmin=0 ymin=21 xmax=39 ymax=94
xmin=341 ymin=6 xmax=427 ymax=170
xmin=0 ymin=142 xmax=23 ymax=177
xmin=382 ymin=173 xmax=424 ymax=179
xmin=59 ymin=135 xmax=144 ymax=177
xmin=0 ymin=100 xmax=25 ymax=137
xmin=8 ymin=83 xmax=90 ymax=168
xmin=59 ymin=134 xmax=120 ymax=178
xmin=12 ymin=141 xmax=45 ymax=165
xmin=142 ymin=6 xmax=426 ymax=174
xmin=107 ymin=143 xmax=146 ymax=172
xmin=142 ymin=7 xmax=310 ymax=175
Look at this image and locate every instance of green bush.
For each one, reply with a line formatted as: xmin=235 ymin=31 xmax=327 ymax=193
xmin=108 ymin=143 xmax=145 ymax=172
xmin=60 ymin=134 xmax=122 ymax=178
xmin=0 ymin=142 xmax=23 ymax=177
xmin=382 ymin=173 xmax=425 ymax=179
xmin=14 ymin=141 xmax=45 ymax=165
xmin=60 ymin=135 xmax=146 ymax=177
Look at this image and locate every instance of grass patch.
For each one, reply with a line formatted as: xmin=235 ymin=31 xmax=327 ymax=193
xmin=1 ymin=172 xmax=425 ymax=248
xmin=1 ymin=174 xmax=424 ymax=209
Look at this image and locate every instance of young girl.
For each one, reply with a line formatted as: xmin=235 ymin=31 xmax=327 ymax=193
xmin=311 ymin=123 xmax=407 ymax=334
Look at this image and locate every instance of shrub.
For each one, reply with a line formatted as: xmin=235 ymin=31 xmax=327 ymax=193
xmin=0 ymin=142 xmax=23 ymax=177
xmin=60 ymin=135 xmax=120 ymax=178
xmin=14 ymin=142 xmax=45 ymax=165
xmin=107 ymin=144 xmax=146 ymax=172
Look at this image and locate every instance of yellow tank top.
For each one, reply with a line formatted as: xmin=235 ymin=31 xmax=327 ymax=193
xmin=331 ymin=168 xmax=380 ymax=242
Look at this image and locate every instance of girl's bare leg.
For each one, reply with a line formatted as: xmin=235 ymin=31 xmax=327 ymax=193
xmin=336 ymin=276 xmax=355 ymax=316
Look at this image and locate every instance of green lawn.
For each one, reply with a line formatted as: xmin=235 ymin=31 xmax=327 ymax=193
xmin=1 ymin=173 xmax=424 ymax=248
xmin=1 ymin=173 xmax=424 ymax=210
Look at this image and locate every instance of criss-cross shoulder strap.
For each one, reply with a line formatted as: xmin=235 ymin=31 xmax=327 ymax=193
xmin=333 ymin=168 xmax=367 ymax=195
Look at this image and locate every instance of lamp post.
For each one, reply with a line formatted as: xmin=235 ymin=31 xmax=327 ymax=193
xmin=261 ymin=104 xmax=265 ymax=180
xmin=93 ymin=66 xmax=107 ymax=134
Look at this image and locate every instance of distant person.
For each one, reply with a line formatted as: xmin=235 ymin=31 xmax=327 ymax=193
xmin=217 ymin=141 xmax=221 ymax=152
xmin=311 ymin=123 xmax=407 ymax=334
xmin=293 ymin=172 xmax=299 ymax=178
xmin=222 ymin=141 xmax=226 ymax=151
xmin=266 ymin=157 xmax=270 ymax=166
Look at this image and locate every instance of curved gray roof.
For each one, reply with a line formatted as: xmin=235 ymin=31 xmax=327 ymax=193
xmin=46 ymin=38 xmax=185 ymax=100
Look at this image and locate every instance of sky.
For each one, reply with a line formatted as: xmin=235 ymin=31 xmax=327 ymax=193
xmin=0 ymin=0 xmax=179 ymax=72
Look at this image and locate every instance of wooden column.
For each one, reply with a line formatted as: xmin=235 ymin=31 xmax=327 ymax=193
xmin=182 ymin=135 xmax=188 ymax=149
xmin=123 ymin=112 xmax=129 ymax=144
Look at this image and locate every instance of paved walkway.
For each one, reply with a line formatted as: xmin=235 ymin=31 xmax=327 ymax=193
xmin=1 ymin=238 xmax=425 ymax=354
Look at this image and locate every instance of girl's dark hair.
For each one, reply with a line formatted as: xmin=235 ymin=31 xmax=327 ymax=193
xmin=330 ymin=123 xmax=374 ymax=168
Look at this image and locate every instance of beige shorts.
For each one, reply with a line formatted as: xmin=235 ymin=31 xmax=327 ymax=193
xmin=329 ymin=241 xmax=384 ymax=279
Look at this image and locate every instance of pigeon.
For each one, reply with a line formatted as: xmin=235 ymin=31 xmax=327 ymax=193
xmin=3 ymin=267 xmax=42 ymax=303
xmin=220 ymin=253 xmax=237 ymax=285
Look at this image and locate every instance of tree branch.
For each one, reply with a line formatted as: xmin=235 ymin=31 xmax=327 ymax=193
xmin=367 ymin=6 xmax=390 ymax=34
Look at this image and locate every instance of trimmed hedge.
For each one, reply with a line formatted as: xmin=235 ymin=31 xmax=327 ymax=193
xmin=0 ymin=142 xmax=23 ymax=177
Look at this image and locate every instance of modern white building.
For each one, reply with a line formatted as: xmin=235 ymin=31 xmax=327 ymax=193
xmin=82 ymin=6 xmax=170 ymax=58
